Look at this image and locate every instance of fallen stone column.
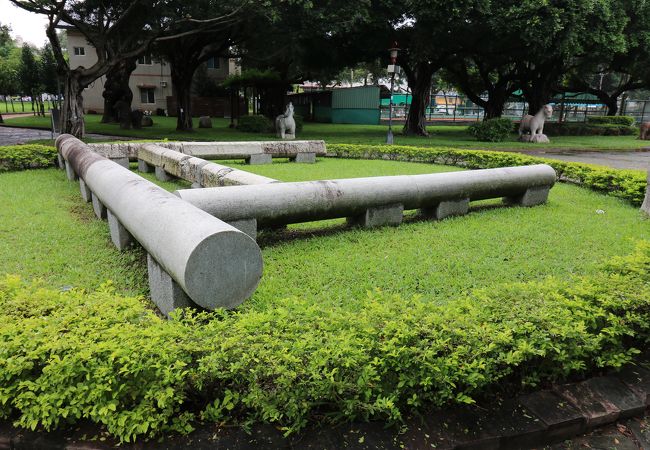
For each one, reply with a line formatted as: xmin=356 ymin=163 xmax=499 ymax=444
xmin=138 ymin=143 xmax=277 ymax=187
xmin=642 ymin=170 xmax=650 ymax=216
xmin=176 ymin=165 xmax=557 ymax=238
xmin=57 ymin=134 xmax=264 ymax=314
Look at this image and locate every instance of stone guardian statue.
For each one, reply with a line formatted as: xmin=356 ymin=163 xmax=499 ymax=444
xmin=275 ymin=102 xmax=296 ymax=140
xmin=519 ymin=104 xmax=553 ymax=143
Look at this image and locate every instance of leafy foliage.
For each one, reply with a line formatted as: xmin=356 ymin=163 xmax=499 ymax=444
xmin=467 ymin=118 xmax=513 ymax=142
xmin=1 ymin=242 xmax=650 ymax=441
xmin=236 ymin=114 xmax=273 ymax=133
xmin=587 ymin=116 xmax=636 ymax=126
xmin=544 ymin=122 xmax=637 ymax=136
xmin=327 ymin=144 xmax=647 ymax=204
xmin=0 ymin=145 xmax=57 ymax=171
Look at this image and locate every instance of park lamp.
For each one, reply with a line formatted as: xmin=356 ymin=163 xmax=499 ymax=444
xmin=386 ymin=43 xmax=400 ymax=144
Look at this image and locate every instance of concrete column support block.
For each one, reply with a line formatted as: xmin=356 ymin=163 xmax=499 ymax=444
xmin=291 ymin=152 xmax=316 ymax=164
xmin=422 ymin=198 xmax=470 ymax=220
xmin=155 ymin=166 xmax=174 ymax=182
xmin=107 ymin=210 xmax=135 ymax=251
xmin=113 ymin=157 xmax=130 ymax=169
xmin=641 ymin=170 xmax=649 ymax=216
xmin=79 ymin=179 xmax=92 ymax=203
xmin=347 ymin=204 xmax=404 ymax=228
xmin=91 ymin=193 xmax=107 ymax=220
xmin=191 ymin=182 xmax=203 ymax=189
xmin=147 ymin=254 xmax=195 ymax=317
xmin=504 ymin=186 xmax=550 ymax=207
xmin=227 ymin=219 xmax=258 ymax=240
xmin=65 ymin=161 xmax=78 ymax=181
xmin=57 ymin=153 xmax=65 ymax=169
xmin=246 ymin=153 xmax=273 ymax=165
xmin=138 ymin=159 xmax=154 ymax=173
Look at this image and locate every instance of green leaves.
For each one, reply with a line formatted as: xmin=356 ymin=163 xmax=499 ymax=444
xmin=2 ymin=241 xmax=650 ymax=441
xmin=0 ymin=144 xmax=57 ymax=172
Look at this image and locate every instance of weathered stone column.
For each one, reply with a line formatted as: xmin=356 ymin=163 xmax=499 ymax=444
xmin=56 ymin=134 xmax=264 ymax=313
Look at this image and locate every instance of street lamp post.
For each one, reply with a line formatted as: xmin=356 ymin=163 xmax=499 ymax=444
xmin=386 ymin=44 xmax=400 ymax=144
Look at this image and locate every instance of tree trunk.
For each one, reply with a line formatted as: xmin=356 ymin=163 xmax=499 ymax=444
xmin=483 ymin=89 xmax=509 ymax=119
xmin=403 ymin=62 xmax=435 ymax=136
xmin=101 ymin=58 xmax=136 ymax=124
xmin=62 ymin=73 xmax=85 ymax=138
xmin=605 ymin=97 xmax=618 ymax=116
xmin=170 ymin=62 xmax=197 ymax=131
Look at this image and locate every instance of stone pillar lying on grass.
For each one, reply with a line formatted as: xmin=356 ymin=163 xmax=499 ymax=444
xmin=175 ymin=164 xmax=557 ymax=239
xmin=642 ymin=170 xmax=650 ymax=216
xmin=138 ymin=144 xmax=277 ymax=187
xmin=56 ymin=134 xmax=264 ymax=314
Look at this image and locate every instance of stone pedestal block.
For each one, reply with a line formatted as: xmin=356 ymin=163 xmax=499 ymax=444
xmin=198 ymin=116 xmax=212 ymax=128
xmin=347 ymin=204 xmax=404 ymax=228
xmin=147 ymin=254 xmax=195 ymax=317
xmin=422 ymin=199 xmax=470 ymax=220
xmin=642 ymin=170 xmax=649 ymax=216
xmin=79 ymin=179 xmax=92 ymax=203
xmin=155 ymin=166 xmax=174 ymax=182
xmin=91 ymin=193 xmax=107 ymax=220
xmin=113 ymin=157 xmax=130 ymax=169
xmin=191 ymin=182 xmax=202 ymax=189
xmin=291 ymin=152 xmax=316 ymax=164
xmin=505 ymin=186 xmax=550 ymax=207
xmin=138 ymin=159 xmax=154 ymax=173
xmin=246 ymin=153 xmax=273 ymax=165
xmin=65 ymin=161 xmax=78 ymax=181
xmin=107 ymin=210 xmax=134 ymax=251
xmin=228 ymin=219 xmax=258 ymax=240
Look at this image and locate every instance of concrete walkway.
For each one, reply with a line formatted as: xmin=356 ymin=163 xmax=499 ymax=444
xmin=524 ymin=149 xmax=650 ymax=171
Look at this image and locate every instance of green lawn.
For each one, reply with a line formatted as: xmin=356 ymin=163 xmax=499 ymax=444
xmin=0 ymin=100 xmax=59 ymax=114
xmin=4 ymin=113 xmax=649 ymax=150
xmin=2 ymin=158 xmax=648 ymax=309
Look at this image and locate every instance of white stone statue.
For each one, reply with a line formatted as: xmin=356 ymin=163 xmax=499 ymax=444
xmin=519 ymin=104 xmax=553 ymax=143
xmin=275 ymin=102 xmax=296 ymax=140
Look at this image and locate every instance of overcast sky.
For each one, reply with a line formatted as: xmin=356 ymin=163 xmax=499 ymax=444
xmin=0 ymin=0 xmax=49 ymax=46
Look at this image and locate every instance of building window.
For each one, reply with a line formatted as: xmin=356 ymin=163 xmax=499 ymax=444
xmin=206 ymin=57 xmax=220 ymax=69
xmin=140 ymin=88 xmax=155 ymax=104
xmin=73 ymin=46 xmax=85 ymax=56
xmin=137 ymin=54 xmax=152 ymax=65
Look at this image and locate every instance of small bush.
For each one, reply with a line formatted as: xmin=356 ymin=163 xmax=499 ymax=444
xmin=236 ymin=115 xmax=273 ymax=133
xmin=467 ymin=118 xmax=513 ymax=142
xmin=544 ymin=122 xmax=637 ymax=137
xmin=327 ymin=144 xmax=647 ymax=205
xmin=588 ymin=116 xmax=636 ymax=126
xmin=2 ymin=242 xmax=650 ymax=441
xmin=0 ymin=144 xmax=57 ymax=172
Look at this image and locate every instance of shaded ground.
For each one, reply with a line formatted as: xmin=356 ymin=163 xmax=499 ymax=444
xmin=524 ymin=149 xmax=650 ymax=170
xmin=0 ymin=125 xmax=126 ymax=145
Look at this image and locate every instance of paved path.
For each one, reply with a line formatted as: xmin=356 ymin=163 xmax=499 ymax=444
xmin=524 ymin=149 xmax=650 ymax=170
xmin=0 ymin=125 xmax=126 ymax=145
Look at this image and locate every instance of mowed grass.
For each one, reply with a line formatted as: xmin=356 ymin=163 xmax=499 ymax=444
xmin=2 ymin=158 xmax=648 ymax=311
xmin=3 ymin=113 xmax=649 ymax=150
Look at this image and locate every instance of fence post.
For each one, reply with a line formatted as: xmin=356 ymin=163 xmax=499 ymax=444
xmin=641 ymin=101 xmax=647 ymax=123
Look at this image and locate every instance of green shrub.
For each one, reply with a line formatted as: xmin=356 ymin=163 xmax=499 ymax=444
xmin=544 ymin=122 xmax=637 ymax=136
xmin=327 ymin=144 xmax=647 ymax=205
xmin=0 ymin=145 xmax=57 ymax=172
xmin=2 ymin=242 xmax=650 ymax=441
xmin=467 ymin=118 xmax=513 ymax=142
xmin=587 ymin=115 xmax=636 ymax=126
xmin=236 ymin=115 xmax=273 ymax=133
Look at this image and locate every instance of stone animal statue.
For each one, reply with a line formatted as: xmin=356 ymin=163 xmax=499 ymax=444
xmin=519 ymin=104 xmax=553 ymax=143
xmin=275 ymin=102 xmax=296 ymax=140
xmin=639 ymin=121 xmax=650 ymax=140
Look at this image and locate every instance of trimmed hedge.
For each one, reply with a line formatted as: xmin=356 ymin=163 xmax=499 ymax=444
xmin=0 ymin=145 xmax=57 ymax=172
xmin=327 ymin=144 xmax=647 ymax=205
xmin=588 ymin=116 xmax=636 ymax=126
xmin=543 ymin=122 xmax=637 ymax=136
xmin=236 ymin=114 xmax=273 ymax=133
xmin=1 ymin=243 xmax=650 ymax=441
xmin=468 ymin=118 xmax=513 ymax=142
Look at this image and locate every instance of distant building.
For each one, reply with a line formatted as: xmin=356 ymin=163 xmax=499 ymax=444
xmin=66 ymin=29 xmax=237 ymax=115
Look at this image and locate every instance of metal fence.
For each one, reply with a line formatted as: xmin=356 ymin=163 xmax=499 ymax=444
xmin=380 ymin=99 xmax=650 ymax=123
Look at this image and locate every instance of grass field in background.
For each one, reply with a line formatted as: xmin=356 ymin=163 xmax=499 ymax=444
xmin=3 ymin=113 xmax=650 ymax=150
